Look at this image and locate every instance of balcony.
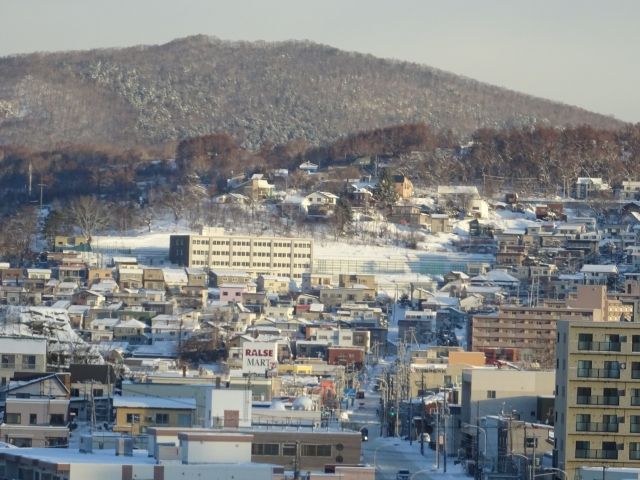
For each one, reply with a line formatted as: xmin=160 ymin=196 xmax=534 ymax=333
xmin=577 ymin=368 xmax=620 ymax=379
xmin=578 ymin=341 xmax=621 ymax=352
xmin=577 ymin=395 xmax=619 ymax=406
xmin=575 ymin=449 xmax=618 ymax=460
xmin=575 ymin=422 xmax=619 ymax=433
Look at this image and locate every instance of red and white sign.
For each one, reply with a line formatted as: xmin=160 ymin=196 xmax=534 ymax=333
xmin=242 ymin=342 xmax=278 ymax=374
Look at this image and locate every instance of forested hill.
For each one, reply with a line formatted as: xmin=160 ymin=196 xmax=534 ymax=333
xmin=0 ymin=35 xmax=626 ymax=148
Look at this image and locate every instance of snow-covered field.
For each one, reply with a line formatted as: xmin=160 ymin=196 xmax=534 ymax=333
xmin=91 ymin=205 xmax=534 ymax=281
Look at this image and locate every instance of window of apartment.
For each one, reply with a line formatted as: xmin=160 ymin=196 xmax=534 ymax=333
xmin=633 ymin=335 xmax=640 ymax=352
xmin=5 ymin=413 xmax=21 ymax=424
xmin=11 ymin=438 xmax=31 ymax=448
xmin=604 ymin=388 xmax=620 ymax=405
xmin=577 ymin=360 xmax=592 ymax=377
xmin=578 ymin=333 xmax=593 ymax=350
xmin=45 ymin=437 xmax=67 ymax=448
xmin=630 ymin=442 xmax=640 ymax=460
xmin=487 ymin=390 xmax=496 ymax=399
xmin=282 ymin=443 xmax=297 ymax=456
xmin=577 ymin=387 xmax=591 ymax=404
xmin=126 ymin=413 xmax=140 ymax=423
xmin=29 ymin=414 xmax=37 ymax=425
xmin=93 ymin=389 xmax=104 ymax=397
xmin=575 ymin=440 xmax=590 ymax=458
xmin=603 ymin=360 xmax=621 ymax=378
xmin=602 ymin=441 xmax=619 ymax=459
xmin=252 ymin=443 xmax=280 ymax=456
xmin=50 ymin=414 xmax=65 ymax=426
xmin=631 ymin=416 xmax=640 ymax=433
xmin=22 ymin=355 xmax=36 ymax=369
xmin=576 ymin=413 xmax=590 ymax=431
xmin=1 ymin=354 xmax=15 ymax=369
xmin=301 ymin=444 xmax=332 ymax=457
xmin=155 ymin=413 xmax=169 ymax=425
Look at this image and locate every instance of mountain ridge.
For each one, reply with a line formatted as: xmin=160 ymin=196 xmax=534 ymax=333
xmin=0 ymin=35 xmax=626 ymax=148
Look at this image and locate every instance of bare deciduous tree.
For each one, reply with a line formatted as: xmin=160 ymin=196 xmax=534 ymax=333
xmin=68 ymin=196 xmax=111 ymax=245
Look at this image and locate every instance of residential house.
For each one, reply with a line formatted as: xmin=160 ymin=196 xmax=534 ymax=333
xmin=143 ymin=267 xmax=165 ymax=290
xmin=298 ymin=161 xmax=319 ymax=174
xmin=618 ymin=181 xmax=640 ymax=201
xmin=319 ymin=285 xmax=376 ymax=309
xmin=0 ymin=337 xmax=47 ymax=387
xmin=0 ymin=373 xmax=71 ymax=447
xmin=256 ymin=274 xmax=290 ymax=295
xmin=428 ymin=214 xmax=453 ymax=234
xmin=118 ymin=265 xmax=144 ymax=289
xmin=388 ymin=204 xmax=428 ymax=227
xmin=235 ymin=174 xmax=275 ymax=200
xmin=113 ymin=396 xmax=196 ymax=435
xmin=392 ymin=174 xmax=414 ymax=199
xmin=575 ymin=177 xmax=610 ymax=199
xmin=87 ymin=267 xmax=114 ymax=286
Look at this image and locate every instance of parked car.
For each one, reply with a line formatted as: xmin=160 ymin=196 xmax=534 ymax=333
xmin=396 ymin=470 xmax=410 ymax=480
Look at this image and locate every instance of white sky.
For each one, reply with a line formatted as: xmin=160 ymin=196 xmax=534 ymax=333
xmin=1 ymin=0 xmax=638 ymax=123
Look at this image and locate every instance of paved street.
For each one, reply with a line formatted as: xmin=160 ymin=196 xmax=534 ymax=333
xmin=344 ymin=360 xmax=466 ymax=480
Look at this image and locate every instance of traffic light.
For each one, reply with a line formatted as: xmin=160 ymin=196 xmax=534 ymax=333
xmin=389 ymin=407 xmax=396 ymax=417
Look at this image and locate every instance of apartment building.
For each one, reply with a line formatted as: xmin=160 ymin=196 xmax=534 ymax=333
xmin=169 ymin=228 xmax=313 ymax=279
xmin=471 ymin=286 xmax=628 ymax=368
xmin=554 ymin=321 xmax=640 ymax=479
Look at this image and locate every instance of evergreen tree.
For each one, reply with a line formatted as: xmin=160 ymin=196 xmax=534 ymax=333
xmin=333 ymin=197 xmax=353 ymax=238
xmin=374 ymin=169 xmax=399 ymax=209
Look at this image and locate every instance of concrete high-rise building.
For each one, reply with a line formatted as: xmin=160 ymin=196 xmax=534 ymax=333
xmin=471 ymin=286 xmax=633 ymax=368
xmin=555 ymin=320 xmax=640 ymax=479
xmin=169 ymin=228 xmax=313 ymax=279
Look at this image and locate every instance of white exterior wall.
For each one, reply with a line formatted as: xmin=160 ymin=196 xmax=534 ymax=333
xmin=0 ymin=337 xmax=47 ymax=355
xmin=181 ymin=439 xmax=252 ymax=464
xmin=164 ymin=463 xmax=272 ymax=480
xmin=205 ymin=389 xmax=252 ymax=428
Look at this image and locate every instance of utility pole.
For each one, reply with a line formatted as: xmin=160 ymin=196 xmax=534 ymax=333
xmin=38 ymin=176 xmax=46 ymax=211
xmin=420 ymin=372 xmax=425 ymax=455
xmin=443 ymin=387 xmax=448 ymax=473
xmin=475 ymin=401 xmax=480 ymax=480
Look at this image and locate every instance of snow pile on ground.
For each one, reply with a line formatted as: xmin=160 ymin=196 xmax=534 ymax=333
xmin=0 ymin=306 xmax=103 ymax=365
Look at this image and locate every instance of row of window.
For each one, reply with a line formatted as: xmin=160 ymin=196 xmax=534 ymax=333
xmin=0 ymin=354 xmax=37 ymax=370
xmin=251 ymin=443 xmax=332 ymax=457
xmin=125 ymin=412 xmax=191 ymax=426
xmin=5 ymin=413 xmax=66 ymax=426
xmin=194 ymin=239 xmax=311 ymax=248
xmin=575 ymin=440 xmax=640 ymax=460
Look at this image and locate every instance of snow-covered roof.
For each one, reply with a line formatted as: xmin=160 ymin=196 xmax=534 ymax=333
xmin=114 ymin=396 xmax=196 ymax=409
xmin=437 ymin=185 xmax=479 ymax=196
xmin=162 ymin=268 xmax=188 ymax=285
xmin=115 ymin=319 xmax=148 ymax=329
xmin=581 ymin=264 xmax=619 ymax=274
xmin=52 ymin=300 xmax=71 ymax=309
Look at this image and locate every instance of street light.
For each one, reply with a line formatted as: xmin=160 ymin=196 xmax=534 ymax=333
xmin=463 ymin=423 xmax=487 ymax=480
